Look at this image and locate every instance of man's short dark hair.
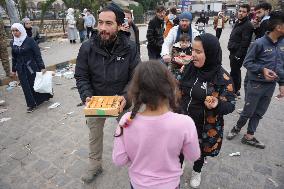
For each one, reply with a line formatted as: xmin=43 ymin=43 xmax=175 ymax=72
xmin=254 ymin=2 xmax=272 ymax=12
xmin=99 ymin=2 xmax=125 ymax=25
xmin=239 ymin=4 xmax=250 ymax=12
xmin=170 ymin=7 xmax=177 ymax=15
xmin=156 ymin=5 xmax=165 ymax=13
xmin=267 ymin=11 xmax=284 ymax=31
xmin=124 ymin=8 xmax=132 ymax=17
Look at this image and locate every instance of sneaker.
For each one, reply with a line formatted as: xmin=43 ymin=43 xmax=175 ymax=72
xmin=26 ymin=107 xmax=36 ymax=113
xmin=190 ymin=170 xmax=201 ymax=188
xmin=0 ymin=100 xmax=5 ymax=106
xmin=241 ymin=136 xmax=265 ymax=149
xmin=81 ymin=166 xmax=103 ymax=183
xmin=236 ymin=108 xmax=243 ymax=114
xmin=226 ymin=127 xmax=240 ymax=140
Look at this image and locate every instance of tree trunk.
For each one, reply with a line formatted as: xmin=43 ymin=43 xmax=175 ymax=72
xmin=5 ymin=0 xmax=20 ymax=24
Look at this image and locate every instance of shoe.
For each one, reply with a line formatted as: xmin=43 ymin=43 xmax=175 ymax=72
xmin=81 ymin=166 xmax=103 ymax=183
xmin=27 ymin=107 xmax=36 ymax=113
xmin=241 ymin=136 xmax=265 ymax=149
xmin=236 ymin=108 xmax=243 ymax=114
xmin=190 ymin=170 xmax=201 ymax=188
xmin=226 ymin=127 xmax=240 ymax=140
xmin=0 ymin=100 xmax=5 ymax=106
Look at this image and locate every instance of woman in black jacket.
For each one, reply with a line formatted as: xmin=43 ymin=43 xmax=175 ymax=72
xmin=10 ymin=23 xmax=52 ymax=113
xmin=180 ymin=33 xmax=236 ymax=188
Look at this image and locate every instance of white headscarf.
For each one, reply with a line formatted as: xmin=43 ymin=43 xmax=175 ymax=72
xmin=67 ymin=8 xmax=74 ymax=15
xmin=11 ymin=23 xmax=27 ymax=47
xmin=22 ymin=17 xmax=31 ymax=24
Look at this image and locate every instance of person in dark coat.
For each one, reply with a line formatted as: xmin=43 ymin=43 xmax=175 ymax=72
xmin=227 ymin=4 xmax=253 ymax=97
xmin=10 ymin=23 xmax=52 ymax=113
xmin=22 ymin=17 xmax=41 ymax=43
xmin=253 ymin=2 xmax=272 ymax=39
xmin=122 ymin=8 xmax=140 ymax=54
xmin=146 ymin=5 xmax=166 ymax=60
xmin=76 ymin=13 xmax=86 ymax=43
xmin=74 ymin=2 xmax=141 ymax=183
xmin=180 ymin=33 xmax=236 ymax=188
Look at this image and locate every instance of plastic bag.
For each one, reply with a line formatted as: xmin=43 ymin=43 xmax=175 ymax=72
xmin=33 ymin=71 xmax=53 ymax=94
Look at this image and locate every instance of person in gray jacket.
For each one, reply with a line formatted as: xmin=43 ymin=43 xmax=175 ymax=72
xmin=226 ymin=11 xmax=284 ymax=149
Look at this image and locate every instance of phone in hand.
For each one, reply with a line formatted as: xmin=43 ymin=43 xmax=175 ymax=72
xmin=124 ymin=18 xmax=128 ymax=25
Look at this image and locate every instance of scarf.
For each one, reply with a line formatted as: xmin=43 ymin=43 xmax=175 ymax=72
xmin=182 ymin=33 xmax=222 ymax=85
xmin=25 ymin=27 xmax=32 ymax=37
xmin=175 ymin=26 xmax=192 ymax=43
xmin=11 ymin=23 xmax=27 ymax=47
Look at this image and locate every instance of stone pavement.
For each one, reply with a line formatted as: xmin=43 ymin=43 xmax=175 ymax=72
xmin=0 ymin=24 xmax=283 ymax=189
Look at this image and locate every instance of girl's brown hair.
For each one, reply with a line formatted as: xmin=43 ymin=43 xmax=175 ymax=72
xmin=115 ymin=60 xmax=180 ymax=137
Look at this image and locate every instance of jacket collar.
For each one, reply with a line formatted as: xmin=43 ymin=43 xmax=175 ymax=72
xmin=264 ymin=33 xmax=284 ymax=45
xmin=235 ymin=16 xmax=249 ymax=26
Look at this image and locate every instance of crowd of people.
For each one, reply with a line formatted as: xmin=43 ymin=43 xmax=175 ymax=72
xmin=0 ymin=1 xmax=283 ymax=189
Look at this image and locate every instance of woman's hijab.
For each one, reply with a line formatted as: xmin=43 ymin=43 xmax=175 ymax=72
xmin=22 ymin=17 xmax=32 ymax=37
xmin=181 ymin=33 xmax=222 ymax=85
xmin=11 ymin=23 xmax=27 ymax=47
xmin=197 ymin=33 xmax=222 ymax=81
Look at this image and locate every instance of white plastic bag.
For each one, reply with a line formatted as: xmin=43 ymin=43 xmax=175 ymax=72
xmin=33 ymin=71 xmax=53 ymax=94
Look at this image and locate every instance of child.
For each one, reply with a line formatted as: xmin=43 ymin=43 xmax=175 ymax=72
xmin=227 ymin=11 xmax=284 ymax=148
xmin=169 ymin=34 xmax=192 ymax=80
xmin=112 ymin=61 xmax=200 ymax=189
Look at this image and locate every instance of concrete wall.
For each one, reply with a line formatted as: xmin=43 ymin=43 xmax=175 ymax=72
xmin=190 ymin=2 xmax=223 ymax=12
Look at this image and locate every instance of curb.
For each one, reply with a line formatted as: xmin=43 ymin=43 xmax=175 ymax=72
xmin=45 ymin=58 xmax=76 ymax=71
xmin=0 ymin=59 xmax=76 ymax=86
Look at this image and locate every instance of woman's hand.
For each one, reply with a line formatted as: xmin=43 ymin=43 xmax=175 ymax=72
xmin=10 ymin=72 xmax=16 ymax=78
xmin=204 ymin=96 xmax=218 ymax=109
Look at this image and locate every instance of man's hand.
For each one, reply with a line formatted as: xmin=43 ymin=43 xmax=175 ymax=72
xmin=85 ymin=97 xmax=92 ymax=106
xmin=119 ymin=96 xmax=126 ymax=113
xmin=204 ymin=96 xmax=218 ymax=109
xmin=251 ymin=19 xmax=260 ymax=28
xmin=234 ymin=56 xmax=241 ymax=61
xmin=120 ymin=23 xmax=130 ymax=32
xmin=263 ymin=68 xmax=278 ymax=81
xmin=276 ymin=86 xmax=284 ymax=99
xmin=163 ymin=55 xmax=171 ymax=63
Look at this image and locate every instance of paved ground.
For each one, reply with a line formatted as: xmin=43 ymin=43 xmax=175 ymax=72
xmin=0 ymin=24 xmax=283 ymax=189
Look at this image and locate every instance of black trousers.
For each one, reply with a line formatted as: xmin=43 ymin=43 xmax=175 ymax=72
xmin=236 ymin=81 xmax=276 ymax=135
xmin=147 ymin=45 xmax=161 ymax=60
xmin=216 ymin=28 xmax=222 ymax=39
xmin=193 ymin=156 xmax=205 ymax=173
xmin=229 ymin=54 xmax=244 ymax=92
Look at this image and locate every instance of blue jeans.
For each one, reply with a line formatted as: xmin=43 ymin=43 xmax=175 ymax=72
xmin=79 ymin=30 xmax=86 ymax=43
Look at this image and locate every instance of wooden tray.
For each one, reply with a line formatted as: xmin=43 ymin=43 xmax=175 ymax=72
xmin=84 ymin=96 xmax=123 ymax=117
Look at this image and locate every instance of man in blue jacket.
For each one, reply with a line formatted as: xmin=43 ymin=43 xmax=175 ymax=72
xmin=227 ymin=11 xmax=284 ymax=149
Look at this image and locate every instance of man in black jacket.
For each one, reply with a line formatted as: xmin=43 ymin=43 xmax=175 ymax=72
xmin=146 ymin=5 xmax=166 ymax=60
xmin=122 ymin=8 xmax=140 ymax=54
xmin=74 ymin=3 xmax=140 ymax=183
xmin=228 ymin=4 xmax=253 ymax=97
xmin=253 ymin=2 xmax=272 ymax=40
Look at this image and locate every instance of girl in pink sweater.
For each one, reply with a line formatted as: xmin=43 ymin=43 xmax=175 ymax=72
xmin=112 ymin=61 xmax=200 ymax=189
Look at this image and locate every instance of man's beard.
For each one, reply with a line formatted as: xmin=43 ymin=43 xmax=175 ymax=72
xmin=181 ymin=25 xmax=189 ymax=32
xmin=99 ymin=31 xmax=117 ymax=46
